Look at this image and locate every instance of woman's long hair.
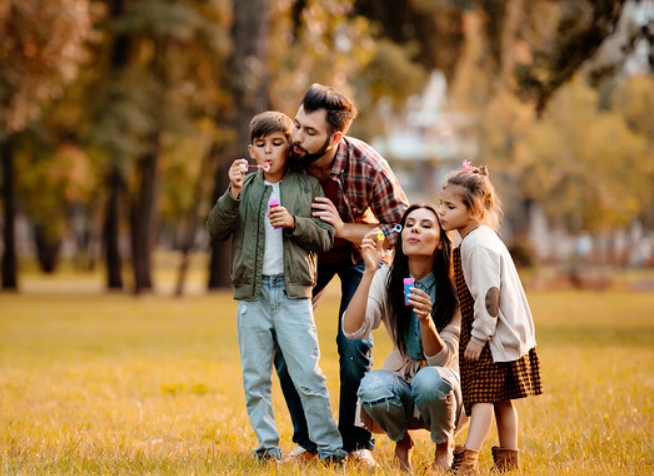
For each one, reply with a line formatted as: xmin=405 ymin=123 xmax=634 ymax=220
xmin=386 ymin=204 xmax=458 ymax=357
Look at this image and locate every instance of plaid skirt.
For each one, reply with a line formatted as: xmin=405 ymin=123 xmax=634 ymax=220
xmin=453 ymin=248 xmax=543 ymax=416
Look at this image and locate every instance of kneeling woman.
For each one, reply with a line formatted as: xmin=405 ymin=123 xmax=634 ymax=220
xmin=343 ymin=204 xmax=468 ymax=472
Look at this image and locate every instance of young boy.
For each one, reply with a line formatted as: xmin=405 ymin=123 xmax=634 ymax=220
xmin=206 ymin=111 xmax=346 ymax=463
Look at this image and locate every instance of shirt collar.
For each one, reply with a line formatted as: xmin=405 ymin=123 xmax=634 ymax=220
xmin=413 ymin=272 xmax=436 ymax=292
xmin=330 ymin=138 xmax=349 ymax=177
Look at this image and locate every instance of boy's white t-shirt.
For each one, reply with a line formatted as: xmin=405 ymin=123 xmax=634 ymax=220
xmin=261 ymin=181 xmax=284 ymax=276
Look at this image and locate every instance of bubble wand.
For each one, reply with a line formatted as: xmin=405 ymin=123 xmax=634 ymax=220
xmin=376 ymin=224 xmax=403 ymax=242
xmin=239 ymin=162 xmax=270 ymax=172
xmin=373 ymin=224 xmax=412 ymax=304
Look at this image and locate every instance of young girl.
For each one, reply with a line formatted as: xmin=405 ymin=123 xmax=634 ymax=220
xmin=437 ymin=162 xmax=543 ymax=475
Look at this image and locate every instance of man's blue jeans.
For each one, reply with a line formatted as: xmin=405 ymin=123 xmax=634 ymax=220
xmin=274 ymin=260 xmax=374 ymax=453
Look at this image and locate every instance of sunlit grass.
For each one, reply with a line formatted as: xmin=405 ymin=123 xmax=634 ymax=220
xmin=1 ymin=270 xmax=653 ymax=474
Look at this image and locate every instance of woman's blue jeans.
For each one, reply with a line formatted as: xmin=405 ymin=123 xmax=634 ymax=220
xmin=357 ymin=367 xmax=463 ymax=444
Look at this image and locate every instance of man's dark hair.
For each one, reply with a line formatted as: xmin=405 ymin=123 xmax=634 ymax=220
xmin=301 ymin=83 xmax=358 ymax=135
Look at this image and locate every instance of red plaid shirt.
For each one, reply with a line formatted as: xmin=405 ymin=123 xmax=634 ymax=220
xmin=318 ymin=136 xmax=409 ymax=263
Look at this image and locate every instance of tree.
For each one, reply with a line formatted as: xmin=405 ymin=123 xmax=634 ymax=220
xmin=0 ymin=0 xmax=91 ymax=290
xmin=510 ymin=0 xmax=625 ymax=114
xmin=517 ymin=77 xmax=649 ymax=234
xmin=611 ymin=74 xmax=654 ymax=229
xmin=15 ymin=137 xmax=96 ymax=273
xmin=84 ymin=0 xmax=230 ymax=293
xmin=350 ymin=1 xmax=628 ymax=116
xmin=354 ymin=0 xmax=463 ymax=82
xmin=208 ymin=0 xmax=269 ymax=289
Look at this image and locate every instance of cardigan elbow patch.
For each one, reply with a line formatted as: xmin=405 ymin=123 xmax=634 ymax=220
xmin=485 ymin=287 xmax=500 ymax=318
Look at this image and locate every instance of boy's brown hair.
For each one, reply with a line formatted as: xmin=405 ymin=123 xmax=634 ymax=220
xmin=249 ymin=111 xmax=293 ymax=142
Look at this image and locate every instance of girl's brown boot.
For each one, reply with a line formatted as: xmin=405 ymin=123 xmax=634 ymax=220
xmin=491 ymin=446 xmax=519 ymax=472
xmin=451 ymin=444 xmax=480 ymax=475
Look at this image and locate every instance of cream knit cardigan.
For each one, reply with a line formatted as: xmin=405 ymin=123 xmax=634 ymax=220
xmin=459 ymin=225 xmax=537 ymax=362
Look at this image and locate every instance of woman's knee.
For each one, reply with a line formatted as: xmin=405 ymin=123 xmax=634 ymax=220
xmin=357 ymin=370 xmax=397 ymax=403
xmin=411 ymin=368 xmax=455 ymax=403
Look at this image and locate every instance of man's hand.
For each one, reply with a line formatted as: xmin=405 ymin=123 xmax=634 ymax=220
xmin=311 ymin=197 xmax=344 ymax=236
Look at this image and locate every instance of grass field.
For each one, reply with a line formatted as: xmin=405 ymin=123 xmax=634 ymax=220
xmin=1 ymin=267 xmax=653 ymax=475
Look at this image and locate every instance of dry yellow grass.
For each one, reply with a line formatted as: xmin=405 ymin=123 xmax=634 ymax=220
xmin=1 ymin=270 xmax=653 ymax=475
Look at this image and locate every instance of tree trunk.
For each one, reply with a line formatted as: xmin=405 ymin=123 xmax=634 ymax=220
xmin=207 ymin=160 xmax=232 ymax=289
xmin=70 ymin=202 xmax=97 ymax=272
xmin=229 ymin=0 xmax=270 ymax=143
xmin=208 ymin=0 xmax=269 ymax=289
xmin=104 ymin=165 xmax=124 ymax=290
xmin=34 ymin=224 xmax=61 ymax=273
xmin=1 ymin=136 xmax=17 ymax=290
xmin=130 ymin=144 xmax=159 ymax=294
xmin=174 ymin=144 xmax=214 ymax=296
xmin=103 ymin=0 xmax=130 ymax=291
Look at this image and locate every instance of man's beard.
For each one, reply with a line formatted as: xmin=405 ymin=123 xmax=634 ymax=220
xmin=292 ymin=136 xmax=332 ymax=166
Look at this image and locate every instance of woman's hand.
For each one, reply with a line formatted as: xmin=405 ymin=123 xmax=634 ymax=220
xmin=411 ymin=287 xmax=446 ymax=356
xmin=360 ymin=229 xmax=385 ymax=271
xmin=406 ymin=287 xmax=432 ymax=322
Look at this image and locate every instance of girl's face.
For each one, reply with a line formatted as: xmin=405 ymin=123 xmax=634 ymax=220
xmin=438 ymin=185 xmax=477 ymax=238
xmin=247 ymin=130 xmax=289 ymax=183
xmin=401 ymin=207 xmax=441 ymax=258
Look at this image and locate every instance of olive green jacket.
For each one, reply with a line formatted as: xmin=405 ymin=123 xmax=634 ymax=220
xmin=206 ymin=170 xmax=334 ymax=300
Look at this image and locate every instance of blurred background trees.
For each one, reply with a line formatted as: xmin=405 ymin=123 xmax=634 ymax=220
xmin=1 ymin=0 xmax=652 ymax=293
xmin=1 ymin=0 xmax=93 ymax=289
